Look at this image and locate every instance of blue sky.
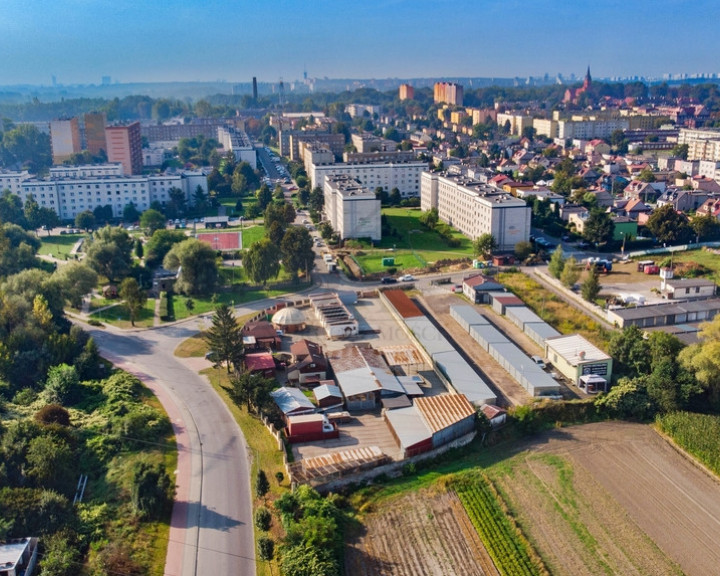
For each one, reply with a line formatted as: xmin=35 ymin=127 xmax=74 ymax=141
xmin=1 ymin=0 xmax=718 ymax=85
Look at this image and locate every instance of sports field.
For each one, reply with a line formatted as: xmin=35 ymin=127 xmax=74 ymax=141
xmin=196 ymin=231 xmax=242 ymax=250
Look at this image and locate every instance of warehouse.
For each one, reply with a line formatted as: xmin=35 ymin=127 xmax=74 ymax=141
xmin=545 ymin=334 xmax=613 ymax=386
xmin=432 ymin=350 xmax=497 ymax=406
xmin=607 ymin=298 xmax=720 ymax=329
xmin=487 ymin=341 xmax=561 ymax=396
xmin=468 ymin=323 xmax=509 ymax=352
xmin=523 ymin=321 xmax=562 ymax=349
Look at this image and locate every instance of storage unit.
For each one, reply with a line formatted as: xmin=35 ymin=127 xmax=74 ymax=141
xmin=415 ymin=394 xmax=477 ymax=448
xmin=432 ymin=350 xmax=497 ymax=406
xmin=271 ymin=387 xmax=316 ymax=419
xmin=405 ymin=316 xmax=455 ymax=356
xmin=285 ymin=413 xmax=339 ymax=444
xmin=523 ymin=321 xmax=562 ymax=348
xmin=314 ymin=384 xmax=343 ymax=409
xmin=505 ymin=306 xmax=544 ymax=331
xmin=486 ymin=341 xmax=561 ymax=397
xmin=490 ymin=293 xmax=525 ymax=315
xmin=450 ymin=305 xmax=490 ymax=332
xmin=469 ymin=323 xmax=509 ymax=352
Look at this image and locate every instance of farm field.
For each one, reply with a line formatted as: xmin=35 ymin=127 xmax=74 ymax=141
xmin=345 ymin=489 xmax=499 ymax=576
xmin=348 ymin=421 xmax=720 ymax=576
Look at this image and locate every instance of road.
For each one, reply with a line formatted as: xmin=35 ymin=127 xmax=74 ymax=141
xmin=87 ymin=319 xmax=259 ymax=576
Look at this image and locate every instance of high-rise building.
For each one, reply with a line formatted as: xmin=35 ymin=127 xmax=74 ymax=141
xmin=399 ymin=84 xmax=414 ymax=100
xmin=50 ymin=119 xmax=81 ymax=164
xmin=84 ymin=112 xmax=107 ymax=156
xmin=433 ymin=82 xmax=464 ymax=106
xmin=105 ymin=122 xmax=143 ymax=175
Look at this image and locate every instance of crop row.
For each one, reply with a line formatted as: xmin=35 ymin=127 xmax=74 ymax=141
xmin=656 ymin=411 xmax=720 ymax=475
xmin=454 ymin=473 xmax=545 ymax=576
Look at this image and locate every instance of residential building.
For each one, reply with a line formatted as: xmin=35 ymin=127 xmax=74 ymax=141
xmin=50 ymin=118 xmax=81 ymax=163
xmin=434 ymin=82 xmax=464 ymax=106
xmin=310 ymin=157 xmax=426 ymax=198
xmin=556 ymin=116 xmax=629 ymax=140
xmin=420 ymin=171 xmax=531 ymax=251
xmin=399 ymin=84 xmax=414 ymax=100
xmin=351 ymin=133 xmax=396 ymax=153
xmin=496 ymin=113 xmax=533 ymax=136
xmin=83 ymin=112 xmax=107 ymax=156
xmin=217 ymin=126 xmax=256 ymax=168
xmin=462 ymin=273 xmax=505 ymax=304
xmin=288 ymin=339 xmax=328 ymax=385
xmin=141 ymin=119 xmax=227 ymax=143
xmin=323 ymin=175 xmax=381 ymax=241
xmin=105 ymin=122 xmax=143 ymax=175
xmin=661 ymin=276 xmax=716 ymax=300
xmin=280 ymin=130 xmax=345 ymax=160
xmin=346 ymin=103 xmax=382 ymax=118
xmin=678 ymin=128 xmax=720 ymax=161
xmin=0 ymin=170 xmax=32 ymax=195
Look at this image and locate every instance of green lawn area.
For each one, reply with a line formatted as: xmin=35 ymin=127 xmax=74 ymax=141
xmin=37 ymin=233 xmax=85 ymax=256
xmin=241 ymin=224 xmax=266 ymax=248
xmin=669 ymin=248 xmax=720 ymax=283
xmin=353 ymin=207 xmax=474 ymax=273
xmin=89 ymin=298 xmax=156 ymax=328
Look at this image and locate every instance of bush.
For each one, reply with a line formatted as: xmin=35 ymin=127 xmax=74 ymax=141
xmin=254 ymin=506 xmax=272 ymax=531
xmin=258 ymin=536 xmax=275 ymax=561
xmin=87 ymin=318 xmax=103 ymax=327
xmin=254 ymin=470 xmax=270 ymax=499
xmin=275 ymin=471 xmax=284 ymax=484
xmin=13 ymin=388 xmax=37 ymax=406
xmin=35 ymin=404 xmax=71 ymax=426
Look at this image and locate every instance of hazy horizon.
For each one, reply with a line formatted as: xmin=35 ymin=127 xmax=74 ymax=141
xmin=2 ymin=0 xmax=719 ymax=86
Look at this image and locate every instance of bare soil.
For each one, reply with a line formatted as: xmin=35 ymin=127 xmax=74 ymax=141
xmin=345 ymin=489 xmax=499 ymax=576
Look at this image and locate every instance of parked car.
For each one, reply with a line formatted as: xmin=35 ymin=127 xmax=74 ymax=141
xmin=381 ymin=277 xmax=398 ymax=284
xmin=531 ymin=355 xmax=546 ymax=369
xmin=400 ymin=274 xmax=415 ymax=282
xmin=451 ymin=284 xmax=463 ymax=293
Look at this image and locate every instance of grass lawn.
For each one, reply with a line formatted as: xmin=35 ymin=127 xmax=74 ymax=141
xmin=241 ymin=225 xmax=266 ymax=248
xmin=498 ymin=270 xmax=613 ymax=350
xmin=89 ymin=298 xmax=156 ymax=328
xmin=353 ymin=207 xmax=474 ymax=273
xmin=37 ymin=233 xmax=85 ymax=256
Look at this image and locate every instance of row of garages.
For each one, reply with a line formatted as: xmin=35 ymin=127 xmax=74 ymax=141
xmin=450 ymin=305 xmax=561 ymax=397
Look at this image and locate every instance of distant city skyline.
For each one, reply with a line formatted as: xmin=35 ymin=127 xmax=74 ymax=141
xmin=2 ymin=0 xmax=720 ymax=86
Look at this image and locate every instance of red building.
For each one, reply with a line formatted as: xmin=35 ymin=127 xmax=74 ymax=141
xmin=105 ymin=121 xmax=142 ymax=175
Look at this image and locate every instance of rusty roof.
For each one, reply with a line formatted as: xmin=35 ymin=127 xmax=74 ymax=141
xmin=383 ymin=289 xmax=423 ymax=318
xmin=415 ymin=394 xmax=475 ymax=434
xmin=381 ymin=345 xmax=425 ymax=366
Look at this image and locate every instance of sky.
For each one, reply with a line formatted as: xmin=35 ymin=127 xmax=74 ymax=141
xmin=1 ymin=0 xmax=719 ymax=86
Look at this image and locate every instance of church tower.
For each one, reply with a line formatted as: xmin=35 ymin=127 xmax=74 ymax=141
xmin=583 ymin=66 xmax=592 ymax=90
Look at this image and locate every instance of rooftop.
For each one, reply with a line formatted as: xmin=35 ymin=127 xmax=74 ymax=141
xmin=545 ymin=334 xmax=611 ymax=365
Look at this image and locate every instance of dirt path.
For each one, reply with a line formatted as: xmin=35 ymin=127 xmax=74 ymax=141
xmin=345 ymin=489 xmax=499 ymax=576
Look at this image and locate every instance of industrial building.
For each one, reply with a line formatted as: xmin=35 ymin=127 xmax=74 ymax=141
xmin=308 ymin=291 xmax=359 ymax=339
xmin=545 ymin=334 xmax=613 ymax=387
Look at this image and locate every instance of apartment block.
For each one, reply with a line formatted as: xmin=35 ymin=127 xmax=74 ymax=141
xmin=678 ymin=128 xmax=720 ymax=162
xmin=399 ymin=84 xmax=414 ymax=100
xmin=83 ymin=112 xmax=107 ymax=156
xmin=496 ymin=113 xmax=533 ymax=136
xmin=323 ymin=175 xmax=381 ymax=241
xmin=217 ymin=126 xmax=257 ymax=168
xmin=310 ymin=158 xmax=427 ymax=197
xmin=50 ymin=119 xmax=82 ymax=164
xmin=434 ymin=82 xmax=464 ymax=106
xmin=421 ymin=171 xmax=530 ymax=251
xmin=105 ymin=122 xmax=143 ymax=175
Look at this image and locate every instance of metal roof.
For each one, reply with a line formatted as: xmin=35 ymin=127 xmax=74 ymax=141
xmin=415 ymin=394 xmax=476 ymax=434
xmin=381 ymin=345 xmax=425 ymax=366
xmin=545 ymin=334 xmax=611 ymax=365
xmin=405 ymin=316 xmax=455 ymax=355
xmin=384 ymin=406 xmax=432 ymax=449
xmin=329 ymin=345 xmax=400 ymax=397
xmin=432 ymin=350 xmax=497 ymax=406
xmin=398 ymin=375 xmax=425 ymax=397
xmin=314 ymin=384 xmax=342 ymax=401
xmin=271 ymin=387 xmax=315 ymax=415
xmin=450 ymin=305 xmax=490 ymax=326
xmin=506 ymin=306 xmax=544 ymax=325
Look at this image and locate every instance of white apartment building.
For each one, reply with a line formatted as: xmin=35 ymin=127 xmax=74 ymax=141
xmin=556 ymin=117 xmax=629 ymax=140
xmin=0 ymin=170 xmax=32 ymax=195
xmin=49 ymin=164 xmax=123 ymax=178
xmin=323 ymin=175 xmax=381 ymax=241
xmin=421 ymin=172 xmax=530 ymax=251
xmin=496 ymin=113 xmax=533 ymax=136
xmin=310 ymin=159 xmax=427 ymax=198
xmin=16 ymin=170 xmax=208 ymax=221
xmin=678 ymin=128 xmax=720 ymax=162
xmin=698 ymin=160 xmax=720 ymax=181
xmin=217 ymin=126 xmax=257 ymax=169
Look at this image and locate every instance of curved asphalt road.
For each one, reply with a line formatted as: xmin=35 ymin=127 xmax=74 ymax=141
xmin=87 ymin=318 xmax=258 ymax=576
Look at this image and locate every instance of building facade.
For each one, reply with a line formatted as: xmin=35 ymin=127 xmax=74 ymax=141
xmin=105 ymin=122 xmax=143 ymax=175
xmin=83 ymin=112 xmax=107 ymax=156
xmin=323 ymin=175 xmax=381 ymax=241
xmin=678 ymin=128 xmax=720 ymax=162
xmin=50 ymin=119 xmax=82 ymax=164
xmin=433 ymin=82 xmax=464 ymax=106
xmin=399 ymin=84 xmax=414 ymax=100
xmin=421 ymin=171 xmax=531 ymax=251
xmin=310 ymin=158 xmax=426 ymax=197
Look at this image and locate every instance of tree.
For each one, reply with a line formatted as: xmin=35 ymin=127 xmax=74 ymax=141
xmin=226 ymin=370 xmax=275 ymax=412
xmin=308 ymin=186 xmax=324 ymax=212
xmin=163 ymin=239 xmax=218 ymax=295
xmin=679 ymin=314 xmax=720 ymax=410
xmin=37 ymin=529 xmax=81 ymax=576
xmin=35 ymin=404 xmax=71 ymax=426
xmin=256 ymin=185 xmax=273 ymax=211
xmin=548 ymin=245 xmax=565 ymax=279
xmin=144 ymin=229 xmax=187 ymax=269
xmin=168 ymin=187 xmax=187 ymax=216
xmin=204 ymin=304 xmax=243 ymax=373
xmin=691 ymin=213 xmax=720 ymax=242
xmin=75 ymin=210 xmax=96 ymax=232
xmin=258 ymin=537 xmax=275 ymax=562
xmin=0 ymin=190 xmax=27 ymax=227
xmin=582 ymin=209 xmax=614 ymax=246
xmin=637 ymin=167 xmax=656 ymax=183
xmin=26 ymin=435 xmax=75 ymax=493
xmin=319 ymin=221 xmax=334 ymax=241
xmin=85 ymin=225 xmax=134 ymax=282
xmin=283 ymin=203 xmax=297 ymax=224
xmin=389 ymin=188 xmax=402 ymax=206
xmin=119 ymin=277 xmax=147 ymax=327
xmin=244 ymin=238 xmax=280 ymax=288
xmin=608 ymin=325 xmax=650 ymax=378
xmin=93 ymin=204 xmax=114 ymax=226
xmin=130 ymin=461 xmax=173 ymax=520
xmin=473 ymin=233 xmax=497 ymax=258
xmin=255 ymin=469 xmax=270 ymax=499
xmin=671 ymin=143 xmax=689 ymax=160
xmin=560 ymin=256 xmax=580 ymax=288
xmin=581 ymin=266 xmax=601 ymax=302
xmin=52 ymin=262 xmax=98 ymax=308
xmin=123 ymin=203 xmax=140 ymax=223
xmin=134 ymin=238 xmax=144 ymax=259
xmin=281 ymin=226 xmax=315 ymax=280
xmin=645 ymin=204 xmax=692 ymax=245
xmin=514 ymin=241 xmax=533 ymax=261
xmin=139 ymin=209 xmax=166 ymax=236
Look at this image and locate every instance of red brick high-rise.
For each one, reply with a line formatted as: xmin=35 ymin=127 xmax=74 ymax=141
xmin=105 ymin=121 xmax=142 ymax=175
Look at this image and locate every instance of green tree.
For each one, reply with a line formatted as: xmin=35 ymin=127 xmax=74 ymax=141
xmin=163 ymin=239 xmax=218 ymax=296
xmin=52 ymin=262 xmax=98 ymax=309
xmin=2 ymin=123 xmax=52 ymax=173
xmin=134 ymin=238 xmax=144 ymax=259
xmin=119 ymin=277 xmax=147 ymax=327
xmin=44 ymin=363 xmax=80 ymax=406
xmin=130 ymin=461 xmax=173 ymax=520
xmin=255 ymin=470 xmax=270 ymax=499
xmin=244 ymin=238 xmax=280 ymax=288
xmin=123 ymin=203 xmax=140 ymax=223
xmin=168 ymin=187 xmax=187 ymax=216
xmin=37 ymin=529 xmax=81 ymax=576
xmin=560 ymin=256 xmax=580 ymax=288
xmin=26 ymin=435 xmax=75 ymax=493
xmin=581 ymin=266 xmax=601 ymax=302
xmin=679 ymin=314 xmax=720 ymax=410
xmin=283 ymin=203 xmax=297 ymax=224
xmin=281 ymin=226 xmax=315 ymax=280
xmin=671 ymin=143 xmax=689 ymax=160
xmin=691 ymin=213 xmax=720 ymax=242
xmin=646 ymin=204 xmax=692 ymax=245
xmin=608 ymin=325 xmax=650 ymax=378
xmin=85 ymin=225 xmax=134 ymax=282
xmin=389 ymin=188 xmax=402 ymax=206
xmin=548 ymin=245 xmax=566 ymax=279
xmin=582 ymin=209 xmax=614 ymax=246
xmin=93 ymin=204 xmax=114 ymax=226
xmin=637 ymin=167 xmax=656 ymax=183
xmin=514 ymin=241 xmax=533 ymax=261
xmin=0 ymin=190 xmax=27 ymax=227
xmin=319 ymin=221 xmax=334 ymax=241
xmin=75 ymin=210 xmax=96 ymax=232
xmin=256 ymin=184 xmax=273 ymax=211
xmin=204 ymin=304 xmax=243 ymax=373
xmin=144 ymin=229 xmax=187 ymax=269
xmin=139 ymin=209 xmax=166 ymax=236
xmin=473 ymin=233 xmax=497 ymax=258
xmin=308 ymin=186 xmax=324 ymax=212
xmin=258 ymin=537 xmax=275 ymax=562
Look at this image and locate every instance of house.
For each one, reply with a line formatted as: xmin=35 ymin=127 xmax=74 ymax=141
xmin=313 ymin=383 xmax=344 ymax=409
xmin=151 ymin=268 xmax=178 ymax=296
xmin=610 ymin=215 xmax=638 ymax=241
xmin=287 ymin=339 xmax=328 ymax=385
xmin=545 ymin=334 xmax=613 ymax=386
xmin=691 ymin=175 xmax=720 ymax=194
xmin=327 ymin=345 xmax=401 ymax=411
xmin=661 ymin=277 xmax=716 ymax=300
xmin=656 ymin=188 xmax=710 ymax=212
xmin=271 ymin=386 xmax=315 ymax=420
xmin=697 ymin=198 xmax=720 ymax=220
xmin=585 ymin=139 xmax=610 ymax=156
xmin=623 ymin=180 xmax=658 ymax=203
xmin=621 ymin=198 xmax=653 ymax=219
xmin=0 ymin=538 xmax=38 ymax=576
xmin=244 ymin=352 xmax=276 ymax=378
xmin=462 ymin=273 xmax=505 ymax=304
xmin=242 ymin=321 xmax=281 ymax=350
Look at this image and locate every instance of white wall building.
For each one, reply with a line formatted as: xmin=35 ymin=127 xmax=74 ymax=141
xmin=323 ymin=175 xmax=381 ymax=241
xmin=0 ymin=169 xmax=32 ymax=195
xmin=310 ymin=159 xmax=426 ymax=198
xmin=217 ymin=126 xmax=256 ymax=169
xmin=421 ymin=171 xmax=530 ymax=251
xmin=678 ymin=128 xmax=720 ymax=162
